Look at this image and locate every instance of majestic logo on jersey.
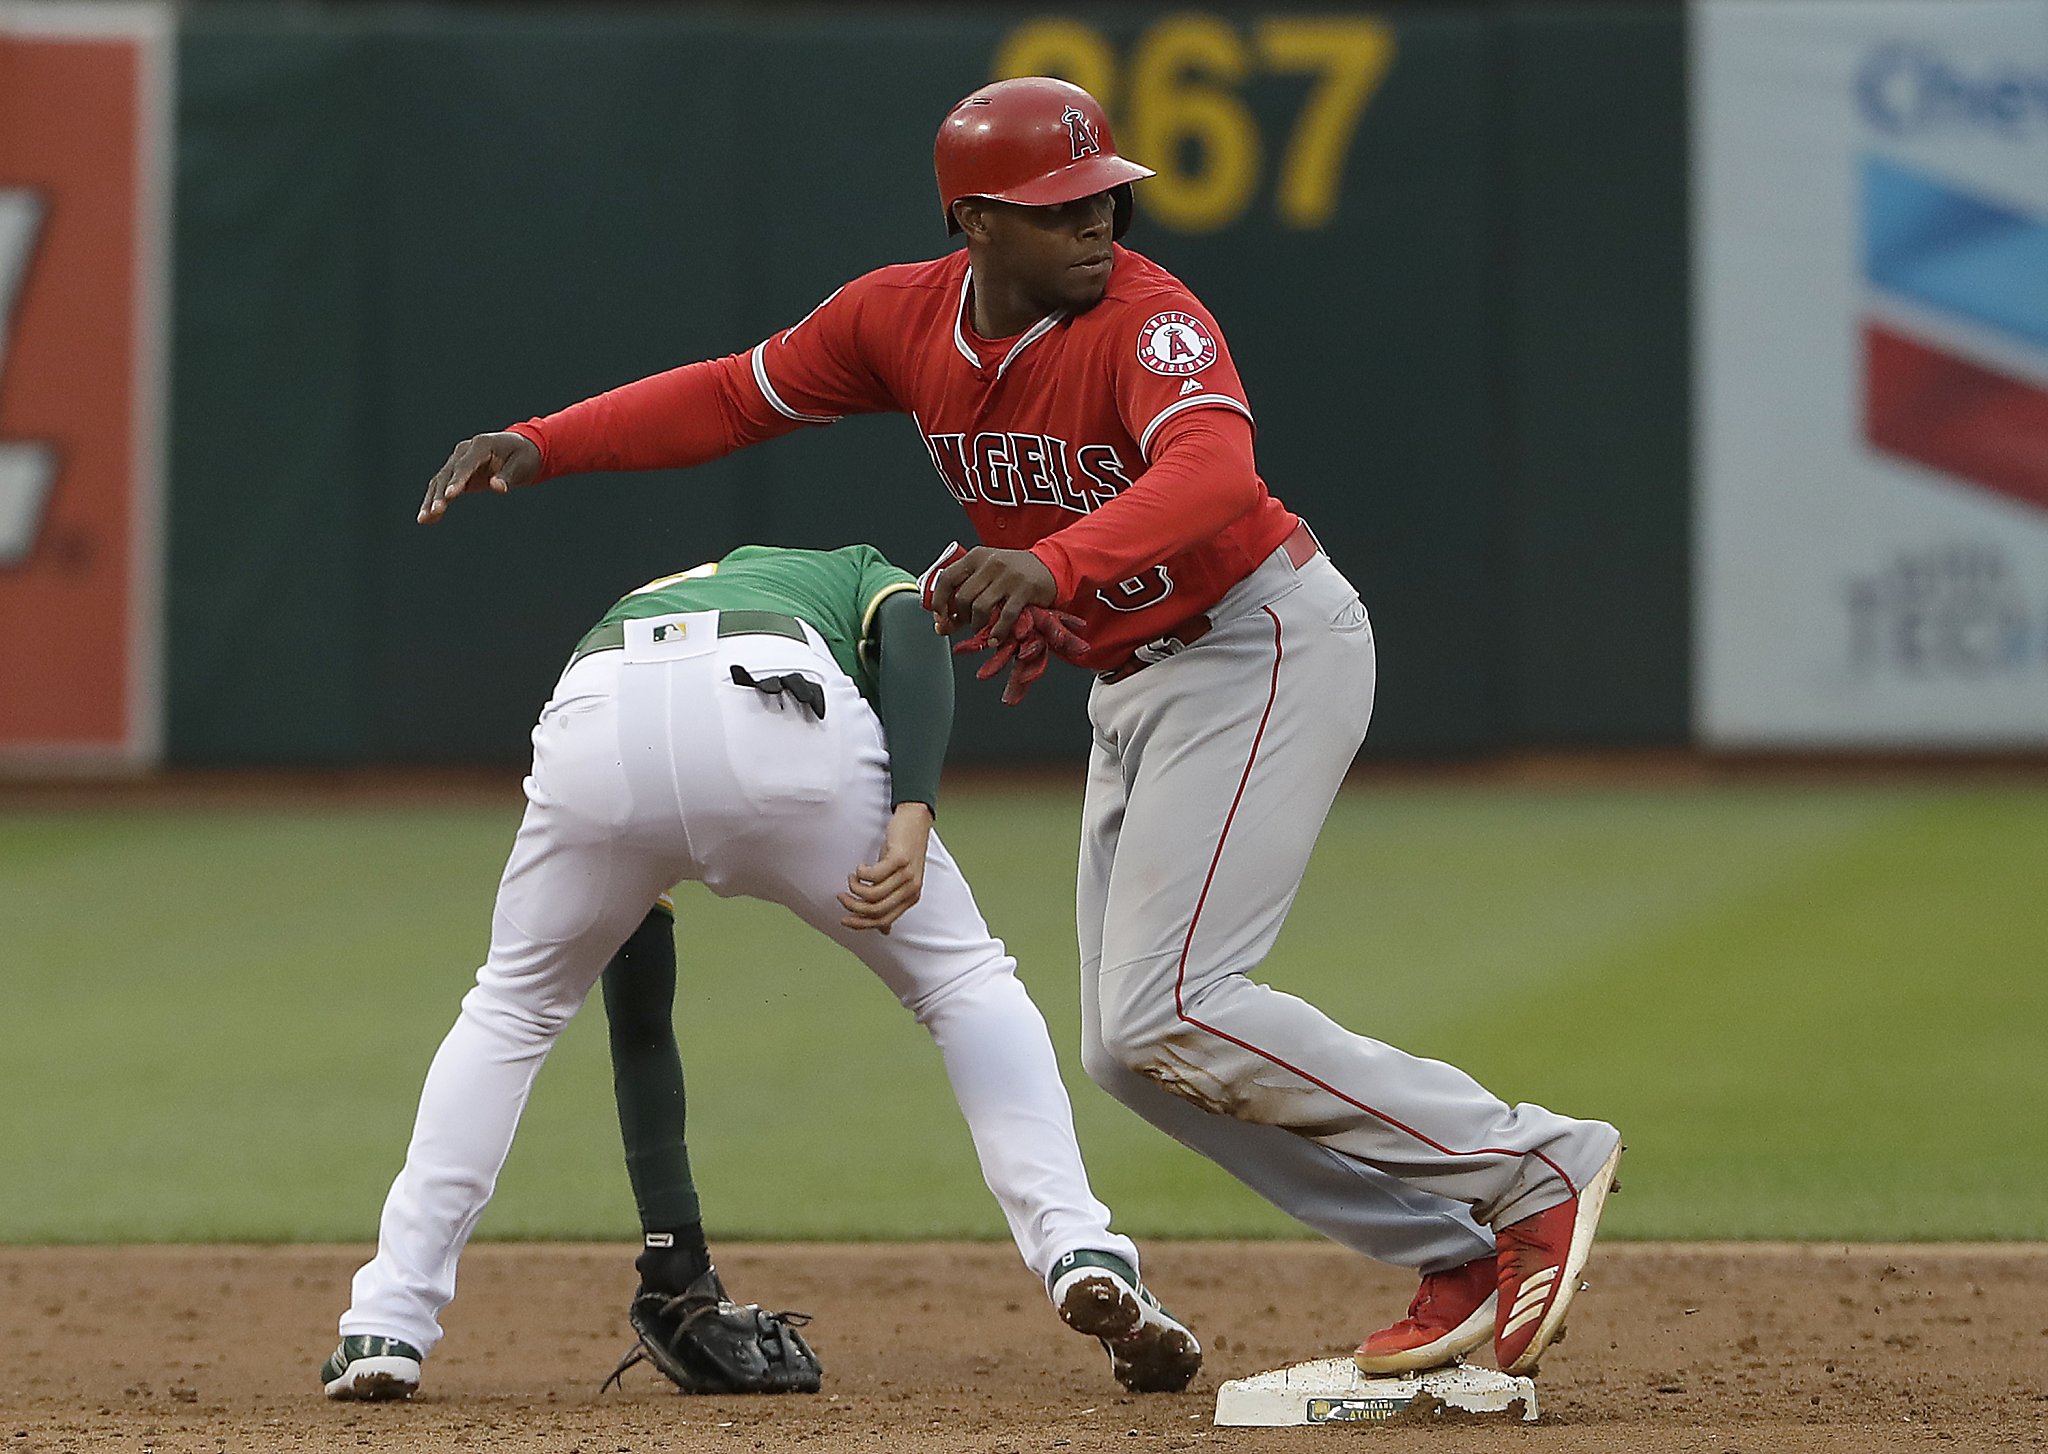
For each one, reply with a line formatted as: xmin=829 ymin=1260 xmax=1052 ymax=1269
xmin=1061 ymin=105 xmax=1102 ymax=161
xmin=921 ymin=430 xmax=1133 ymax=514
xmin=1136 ymin=312 xmax=1218 ymax=377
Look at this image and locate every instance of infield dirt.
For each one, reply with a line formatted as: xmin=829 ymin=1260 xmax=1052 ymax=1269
xmin=4 ymin=1243 xmax=2042 ymax=1453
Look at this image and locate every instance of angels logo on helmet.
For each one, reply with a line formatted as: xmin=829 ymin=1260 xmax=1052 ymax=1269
xmin=1062 ymin=104 xmax=1102 ymax=161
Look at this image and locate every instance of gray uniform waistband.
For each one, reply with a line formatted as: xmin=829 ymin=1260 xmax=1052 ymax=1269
xmin=1205 ymin=531 xmax=1322 ymax=629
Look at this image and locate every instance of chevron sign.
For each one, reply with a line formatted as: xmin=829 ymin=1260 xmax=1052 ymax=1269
xmin=1861 ymin=157 xmax=2048 ymax=513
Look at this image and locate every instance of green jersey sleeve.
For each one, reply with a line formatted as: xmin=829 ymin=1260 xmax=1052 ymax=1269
xmin=870 ymin=591 xmax=953 ymax=812
xmin=851 ymin=547 xmax=920 ymax=668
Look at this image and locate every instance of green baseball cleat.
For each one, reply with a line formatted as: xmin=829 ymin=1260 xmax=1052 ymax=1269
xmin=320 ymin=1335 xmax=423 ymax=1401
xmin=1049 ymin=1249 xmax=1202 ymax=1394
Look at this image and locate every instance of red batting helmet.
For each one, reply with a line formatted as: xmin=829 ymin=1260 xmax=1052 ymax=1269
xmin=935 ymin=77 xmax=1155 ymax=239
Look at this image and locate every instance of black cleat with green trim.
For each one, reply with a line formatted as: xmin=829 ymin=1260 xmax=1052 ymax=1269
xmin=320 ymin=1335 xmax=423 ymax=1401
xmin=1049 ymin=1249 xmax=1202 ymax=1394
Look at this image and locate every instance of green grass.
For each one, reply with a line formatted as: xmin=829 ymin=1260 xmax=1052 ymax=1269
xmin=2 ymin=783 xmax=2042 ymax=1244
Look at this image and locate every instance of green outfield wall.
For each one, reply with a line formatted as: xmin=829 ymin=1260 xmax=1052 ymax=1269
xmin=165 ymin=3 xmax=1688 ymax=764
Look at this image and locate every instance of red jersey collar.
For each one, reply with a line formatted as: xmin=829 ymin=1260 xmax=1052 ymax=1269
xmin=953 ymin=266 xmax=1066 ymax=380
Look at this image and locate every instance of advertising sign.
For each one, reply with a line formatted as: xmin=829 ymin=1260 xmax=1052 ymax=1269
xmin=0 ymin=2 xmax=170 ymax=767
xmin=1694 ymin=0 xmax=2048 ymax=746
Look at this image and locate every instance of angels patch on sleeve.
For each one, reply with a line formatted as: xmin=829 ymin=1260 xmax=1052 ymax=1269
xmin=1136 ymin=311 xmax=1218 ymax=377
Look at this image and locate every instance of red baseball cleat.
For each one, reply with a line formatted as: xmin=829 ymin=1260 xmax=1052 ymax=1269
xmin=1493 ymin=1143 xmax=1623 ymax=1375
xmin=1352 ymin=1254 xmax=1497 ymax=1375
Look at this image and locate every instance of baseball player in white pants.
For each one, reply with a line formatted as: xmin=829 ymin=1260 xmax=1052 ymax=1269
xmin=324 ymin=546 xmax=1199 ymax=1400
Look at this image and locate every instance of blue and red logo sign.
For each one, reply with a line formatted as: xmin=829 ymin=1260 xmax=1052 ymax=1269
xmin=1861 ymin=156 xmax=2048 ymax=512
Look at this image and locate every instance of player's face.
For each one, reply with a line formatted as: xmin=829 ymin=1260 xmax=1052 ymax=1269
xmin=979 ymin=192 xmax=1117 ymax=312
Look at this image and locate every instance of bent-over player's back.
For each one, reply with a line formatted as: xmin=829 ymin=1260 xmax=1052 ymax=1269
xmin=578 ymin=544 xmax=918 ymax=702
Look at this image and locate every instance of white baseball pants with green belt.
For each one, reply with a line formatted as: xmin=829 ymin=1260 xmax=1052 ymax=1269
xmin=342 ymin=613 xmax=1135 ymax=1356
xmin=1077 ymin=545 xmax=1620 ymax=1272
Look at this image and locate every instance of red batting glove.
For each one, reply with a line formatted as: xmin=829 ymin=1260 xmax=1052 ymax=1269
xmin=996 ymin=636 xmax=1052 ymax=705
xmin=1027 ymin=608 xmax=1090 ymax=661
xmin=1001 ymin=608 xmax=1089 ymax=704
xmin=950 ymin=621 xmax=1000 ymax=660
xmin=951 ymin=606 xmax=1093 ymax=706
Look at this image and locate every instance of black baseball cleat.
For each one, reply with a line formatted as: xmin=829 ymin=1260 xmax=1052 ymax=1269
xmin=320 ymin=1335 xmax=423 ymax=1401
xmin=1050 ymin=1249 xmax=1202 ymax=1393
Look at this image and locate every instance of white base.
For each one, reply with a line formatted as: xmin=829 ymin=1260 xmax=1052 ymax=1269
xmin=1214 ymin=1358 xmax=1538 ymax=1426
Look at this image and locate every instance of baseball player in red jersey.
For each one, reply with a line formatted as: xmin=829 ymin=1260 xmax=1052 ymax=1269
xmin=419 ymin=76 xmax=1620 ymax=1379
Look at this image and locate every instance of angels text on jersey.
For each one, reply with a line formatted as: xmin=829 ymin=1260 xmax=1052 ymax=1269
xmin=921 ymin=429 xmax=1136 ymax=514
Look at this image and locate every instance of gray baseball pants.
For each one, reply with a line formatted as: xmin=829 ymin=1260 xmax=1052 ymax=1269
xmin=1077 ymin=545 xmax=1619 ymax=1273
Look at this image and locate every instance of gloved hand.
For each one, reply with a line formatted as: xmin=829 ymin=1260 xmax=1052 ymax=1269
xmin=602 ymin=1267 xmax=822 ymax=1396
xmin=953 ymin=606 xmax=1092 ymax=705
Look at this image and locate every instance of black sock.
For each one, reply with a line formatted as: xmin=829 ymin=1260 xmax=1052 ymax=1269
xmin=636 ymin=1224 xmax=712 ymax=1294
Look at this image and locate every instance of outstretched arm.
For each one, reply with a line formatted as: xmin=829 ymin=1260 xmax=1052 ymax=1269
xmin=416 ymin=430 xmax=542 ymax=523
xmin=417 ymin=354 xmax=800 ymax=524
xmin=418 ymin=275 xmax=897 ymax=525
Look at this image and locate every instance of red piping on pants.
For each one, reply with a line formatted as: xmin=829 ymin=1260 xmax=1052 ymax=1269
xmin=1168 ymin=604 xmax=1579 ymax=1204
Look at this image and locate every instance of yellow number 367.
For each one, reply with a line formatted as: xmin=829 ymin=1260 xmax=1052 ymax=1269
xmin=993 ymin=14 xmax=1397 ymax=233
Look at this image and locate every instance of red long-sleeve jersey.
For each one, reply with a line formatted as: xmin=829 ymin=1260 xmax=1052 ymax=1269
xmin=511 ymin=245 xmax=1298 ymax=672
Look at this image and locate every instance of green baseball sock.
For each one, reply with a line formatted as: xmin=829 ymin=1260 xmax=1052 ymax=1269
xmin=601 ymin=903 xmax=708 ymax=1276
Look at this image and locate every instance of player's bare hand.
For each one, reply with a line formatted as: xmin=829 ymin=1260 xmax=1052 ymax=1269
xmin=417 ymin=431 xmax=541 ymax=524
xmin=928 ymin=547 xmax=1056 ymax=642
xmin=838 ymin=802 xmax=934 ymax=933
